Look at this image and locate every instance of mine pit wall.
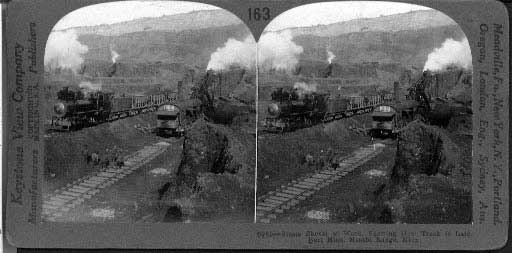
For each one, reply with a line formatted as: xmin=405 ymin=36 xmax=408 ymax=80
xmin=80 ymin=60 xmax=194 ymax=78
xmin=294 ymin=60 xmax=404 ymax=79
xmin=46 ymin=59 xmax=199 ymax=98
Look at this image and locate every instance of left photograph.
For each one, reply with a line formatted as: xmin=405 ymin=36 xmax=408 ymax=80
xmin=42 ymin=1 xmax=256 ymax=223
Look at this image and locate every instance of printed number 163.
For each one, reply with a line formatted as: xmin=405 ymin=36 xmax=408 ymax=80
xmin=248 ymin=7 xmax=271 ymax=21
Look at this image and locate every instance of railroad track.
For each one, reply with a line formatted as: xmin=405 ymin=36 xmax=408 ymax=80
xmin=256 ymin=142 xmax=387 ymax=223
xmin=42 ymin=141 xmax=171 ymax=222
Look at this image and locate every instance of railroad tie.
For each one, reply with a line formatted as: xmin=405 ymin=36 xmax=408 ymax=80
xmin=43 ymin=142 xmax=170 ymax=221
xmin=256 ymin=143 xmax=385 ymax=223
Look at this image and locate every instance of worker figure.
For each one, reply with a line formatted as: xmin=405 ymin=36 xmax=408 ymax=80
xmin=91 ymin=152 xmax=100 ymax=165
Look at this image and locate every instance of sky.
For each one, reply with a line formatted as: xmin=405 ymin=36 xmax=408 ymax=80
xmin=265 ymin=1 xmax=432 ymax=31
xmin=54 ymin=1 xmax=432 ymax=31
xmin=54 ymin=1 xmax=219 ymax=30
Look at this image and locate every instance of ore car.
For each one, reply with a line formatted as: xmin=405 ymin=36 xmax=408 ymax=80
xmin=51 ymin=86 xmax=174 ymax=130
xmin=263 ymin=87 xmax=386 ymax=132
xmin=156 ymin=103 xmax=184 ymax=137
xmin=369 ymin=100 xmax=422 ymax=138
xmin=369 ymin=105 xmax=397 ymax=137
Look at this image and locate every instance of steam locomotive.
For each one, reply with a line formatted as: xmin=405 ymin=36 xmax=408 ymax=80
xmin=263 ymin=87 xmax=393 ymax=132
xmin=51 ymin=86 xmax=175 ymax=130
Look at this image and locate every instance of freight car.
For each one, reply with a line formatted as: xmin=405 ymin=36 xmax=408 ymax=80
xmin=155 ymin=99 xmax=201 ymax=137
xmin=156 ymin=104 xmax=184 ymax=137
xmin=51 ymin=86 xmax=175 ymax=130
xmin=369 ymin=100 xmax=423 ymax=138
xmin=263 ymin=87 xmax=391 ymax=132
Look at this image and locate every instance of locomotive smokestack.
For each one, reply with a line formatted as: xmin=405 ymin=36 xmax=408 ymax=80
xmin=108 ymin=49 xmax=120 ymax=77
xmin=393 ymin=81 xmax=400 ymax=103
xmin=326 ymin=50 xmax=336 ymax=64
xmin=324 ymin=63 xmax=333 ymax=78
xmin=108 ymin=62 xmax=117 ymax=77
xmin=177 ymin=81 xmax=183 ymax=101
xmin=111 ymin=49 xmax=120 ymax=63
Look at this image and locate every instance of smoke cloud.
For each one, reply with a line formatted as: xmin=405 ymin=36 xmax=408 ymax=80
xmin=79 ymin=81 xmax=102 ymax=96
xmin=206 ymin=30 xmax=303 ymax=72
xmin=327 ymin=50 xmax=336 ymax=64
xmin=207 ymin=37 xmax=256 ymax=71
xmin=111 ymin=49 xmax=120 ymax=63
xmin=293 ymin=82 xmax=317 ymax=97
xmin=423 ymin=38 xmax=472 ymax=71
xmin=258 ymin=30 xmax=304 ymax=72
xmin=44 ymin=29 xmax=88 ymax=72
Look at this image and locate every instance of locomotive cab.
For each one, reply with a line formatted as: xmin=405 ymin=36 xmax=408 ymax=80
xmin=156 ymin=104 xmax=184 ymax=137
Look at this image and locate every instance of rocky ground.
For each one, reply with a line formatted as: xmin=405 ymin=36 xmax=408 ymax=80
xmin=153 ymin=92 xmax=257 ymax=222
xmin=257 ymin=115 xmax=372 ymax=195
xmin=44 ymin=95 xmax=257 ymax=222
xmin=258 ymin=117 xmax=472 ymax=224
xmin=44 ymin=139 xmax=183 ymax=222
xmin=157 ymin=117 xmax=255 ymax=222
xmin=44 ymin=112 xmax=162 ymax=194
xmin=382 ymin=121 xmax=472 ymax=224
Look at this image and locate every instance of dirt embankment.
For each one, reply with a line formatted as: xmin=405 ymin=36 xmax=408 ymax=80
xmin=257 ymin=115 xmax=372 ymax=195
xmin=210 ymin=99 xmax=255 ymax=127
xmin=44 ymin=113 xmax=160 ymax=193
xmin=306 ymin=121 xmax=472 ymax=224
xmin=160 ymin=118 xmax=255 ymax=222
xmin=373 ymin=121 xmax=471 ymax=223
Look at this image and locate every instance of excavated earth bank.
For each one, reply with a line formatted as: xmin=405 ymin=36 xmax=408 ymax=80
xmin=373 ymin=121 xmax=472 ymax=223
xmin=159 ymin=118 xmax=255 ymax=222
xmin=44 ymin=112 xmax=161 ymax=194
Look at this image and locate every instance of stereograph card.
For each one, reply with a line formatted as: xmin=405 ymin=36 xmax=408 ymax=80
xmin=2 ymin=0 xmax=509 ymax=250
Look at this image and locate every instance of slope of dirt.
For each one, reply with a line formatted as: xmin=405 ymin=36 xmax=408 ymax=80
xmin=376 ymin=121 xmax=472 ymax=223
xmin=257 ymin=114 xmax=372 ymax=195
xmin=159 ymin=118 xmax=255 ymax=222
xmin=391 ymin=121 xmax=470 ymax=189
xmin=44 ymin=112 xmax=161 ymax=193
xmin=269 ymin=120 xmax=472 ymax=224
xmin=275 ymin=144 xmax=397 ymax=223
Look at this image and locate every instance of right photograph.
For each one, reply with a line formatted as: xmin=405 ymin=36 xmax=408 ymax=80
xmin=256 ymin=1 xmax=473 ymax=224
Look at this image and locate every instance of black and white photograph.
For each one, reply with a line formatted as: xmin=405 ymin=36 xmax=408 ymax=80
xmin=42 ymin=1 xmax=256 ymax=223
xmin=3 ymin=0 xmax=509 ymax=249
xmin=256 ymin=1 xmax=473 ymax=224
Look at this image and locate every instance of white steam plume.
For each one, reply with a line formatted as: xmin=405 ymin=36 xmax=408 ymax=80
xmin=293 ymin=82 xmax=317 ymax=97
xmin=111 ymin=49 xmax=120 ymax=63
xmin=327 ymin=50 xmax=336 ymax=64
xmin=207 ymin=30 xmax=303 ymax=72
xmin=259 ymin=30 xmax=304 ymax=72
xmin=423 ymin=38 xmax=472 ymax=71
xmin=207 ymin=37 xmax=256 ymax=71
xmin=44 ymin=29 xmax=88 ymax=72
xmin=79 ymin=81 xmax=102 ymax=96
